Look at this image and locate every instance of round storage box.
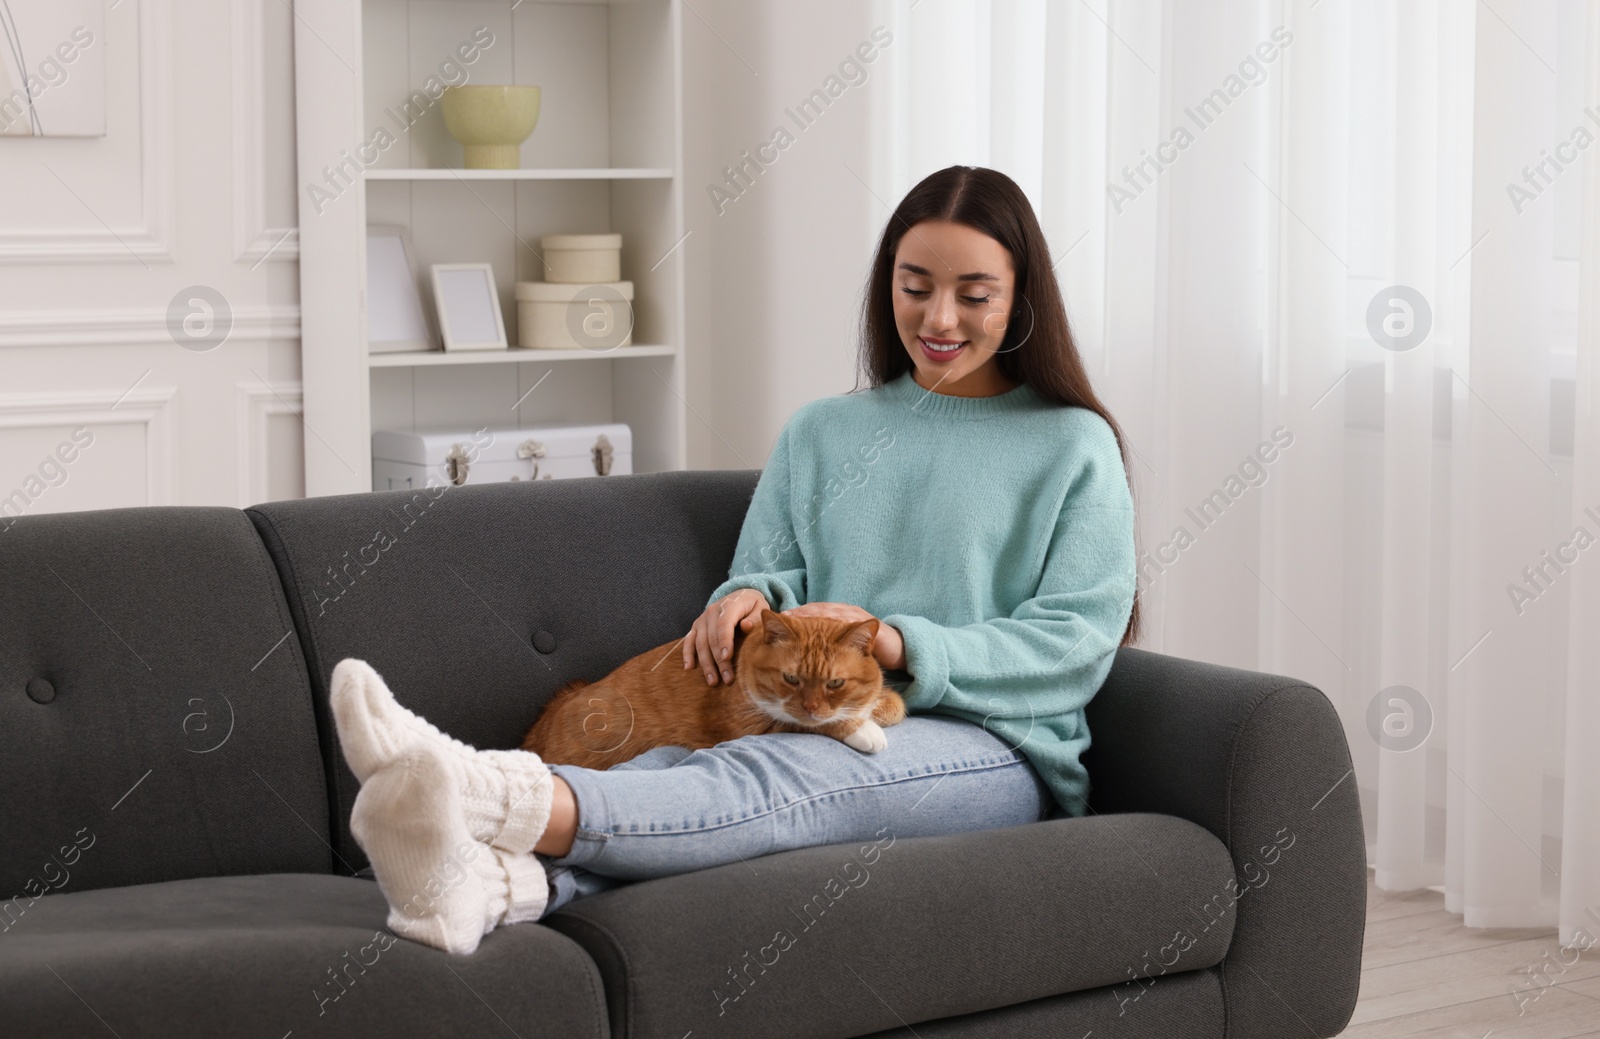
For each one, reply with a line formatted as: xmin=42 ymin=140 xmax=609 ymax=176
xmin=540 ymin=233 xmax=622 ymax=284
xmin=515 ymin=280 xmax=635 ymax=350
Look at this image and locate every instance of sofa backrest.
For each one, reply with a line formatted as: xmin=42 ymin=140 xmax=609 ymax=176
xmin=0 ymin=507 xmax=333 ymax=910
xmin=246 ymin=470 xmax=760 ymax=872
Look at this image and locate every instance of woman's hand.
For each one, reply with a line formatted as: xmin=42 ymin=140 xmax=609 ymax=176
xmin=683 ymin=588 xmax=770 ymax=686
xmin=782 ymin=602 xmax=906 ymax=671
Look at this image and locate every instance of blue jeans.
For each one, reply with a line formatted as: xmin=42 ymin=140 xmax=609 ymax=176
xmin=537 ymin=714 xmax=1054 ymax=915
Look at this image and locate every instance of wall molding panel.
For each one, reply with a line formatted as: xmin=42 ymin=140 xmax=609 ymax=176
xmin=0 ymin=387 xmax=178 ymax=507
xmin=232 ymin=0 xmax=300 ymax=265
xmin=0 ymin=0 xmax=176 ymax=265
xmin=0 ymin=306 xmax=301 ymax=348
xmin=1 ymin=0 xmax=305 ymax=515
xmin=236 ymin=380 xmax=304 ymax=507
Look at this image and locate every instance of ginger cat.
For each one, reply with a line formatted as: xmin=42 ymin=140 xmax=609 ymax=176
xmin=522 ymin=608 xmax=907 ymax=770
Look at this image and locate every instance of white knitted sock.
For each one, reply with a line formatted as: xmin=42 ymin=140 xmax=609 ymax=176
xmin=478 ymin=842 xmax=553 ymax=927
xmin=330 ymin=658 xmax=472 ymax=781
xmin=330 ymin=658 xmax=555 ymax=853
xmin=352 ymin=747 xmax=553 ymax=955
xmin=351 ymin=747 xmax=491 ymax=955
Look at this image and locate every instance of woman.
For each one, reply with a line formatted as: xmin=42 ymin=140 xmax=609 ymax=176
xmin=333 ymin=165 xmax=1140 ymax=955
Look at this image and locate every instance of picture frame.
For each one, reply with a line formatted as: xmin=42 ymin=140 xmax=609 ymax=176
xmin=0 ymin=1 xmax=106 ymax=138
xmin=365 ymin=225 xmax=435 ymax=354
xmin=430 ymin=263 xmax=508 ymax=352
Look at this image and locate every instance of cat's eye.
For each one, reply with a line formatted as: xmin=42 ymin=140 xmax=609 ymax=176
xmin=827 ymin=678 xmax=844 ymax=689
xmin=783 ymin=673 xmax=799 ymax=685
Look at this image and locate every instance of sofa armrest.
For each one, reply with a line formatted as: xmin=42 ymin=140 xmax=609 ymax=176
xmin=1082 ymin=648 xmax=1367 ymax=1039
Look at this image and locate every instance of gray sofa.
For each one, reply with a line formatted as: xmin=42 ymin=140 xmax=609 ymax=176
xmin=0 ymin=469 xmax=1366 ymax=1038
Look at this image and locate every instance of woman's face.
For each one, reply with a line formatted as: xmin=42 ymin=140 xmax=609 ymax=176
xmin=891 ymin=219 xmax=1020 ymax=396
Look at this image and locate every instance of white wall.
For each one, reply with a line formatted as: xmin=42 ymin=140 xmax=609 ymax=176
xmin=0 ymin=0 xmax=891 ymax=518
xmin=0 ymin=0 xmax=304 ymax=519
xmin=681 ymin=0 xmax=888 ymax=469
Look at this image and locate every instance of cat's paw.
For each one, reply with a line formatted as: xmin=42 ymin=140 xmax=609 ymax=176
xmin=843 ymin=719 xmax=888 ymax=754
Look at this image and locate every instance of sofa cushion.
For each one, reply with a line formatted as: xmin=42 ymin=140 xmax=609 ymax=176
xmin=0 ymin=873 xmax=609 ymax=1039
xmin=0 ymin=508 xmax=332 ymax=904
xmin=854 ymin=966 xmax=1225 ymax=1038
xmin=543 ymin=812 xmax=1236 ymax=1039
xmin=246 ymin=470 xmax=760 ymax=871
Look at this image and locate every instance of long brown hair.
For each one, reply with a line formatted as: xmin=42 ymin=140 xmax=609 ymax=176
xmin=855 ymin=165 xmax=1141 ymax=645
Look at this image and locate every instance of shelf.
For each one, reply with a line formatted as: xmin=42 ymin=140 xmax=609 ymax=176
xmin=363 ymin=167 xmax=673 ymax=181
xmin=297 ymin=0 xmax=686 ymax=491
xmin=368 ymin=344 xmax=676 ymax=367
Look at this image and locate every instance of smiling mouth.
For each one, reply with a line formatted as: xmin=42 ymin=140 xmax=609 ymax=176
xmin=919 ymin=336 xmax=966 ymax=359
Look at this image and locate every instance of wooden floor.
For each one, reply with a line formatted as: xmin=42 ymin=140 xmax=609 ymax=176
xmin=1343 ymin=870 xmax=1600 ymax=1037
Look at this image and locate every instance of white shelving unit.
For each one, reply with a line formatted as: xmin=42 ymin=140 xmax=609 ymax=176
xmin=294 ymin=0 xmax=687 ymax=496
xmin=367 ymin=344 xmax=677 ymax=367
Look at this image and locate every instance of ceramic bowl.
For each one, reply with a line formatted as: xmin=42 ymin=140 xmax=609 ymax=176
xmin=440 ymin=85 xmax=541 ymax=169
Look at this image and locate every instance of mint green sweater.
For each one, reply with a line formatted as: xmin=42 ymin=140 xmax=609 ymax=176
xmin=705 ymin=370 xmax=1137 ymax=816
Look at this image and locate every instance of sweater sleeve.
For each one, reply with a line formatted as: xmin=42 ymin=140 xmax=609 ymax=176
xmin=705 ymin=417 xmax=808 ymax=612
xmin=879 ymin=427 xmax=1136 ymax=725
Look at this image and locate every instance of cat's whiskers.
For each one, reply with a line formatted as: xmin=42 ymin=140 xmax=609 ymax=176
xmin=752 ymin=696 xmax=810 ymax=726
xmin=751 ymin=692 xmax=873 ymax=728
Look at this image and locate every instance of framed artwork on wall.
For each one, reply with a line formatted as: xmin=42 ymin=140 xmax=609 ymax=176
xmin=0 ymin=0 xmax=106 ymax=137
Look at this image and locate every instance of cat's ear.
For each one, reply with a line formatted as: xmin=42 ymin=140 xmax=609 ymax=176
xmin=762 ymin=609 xmax=797 ymax=644
xmin=839 ymin=617 xmax=880 ymax=655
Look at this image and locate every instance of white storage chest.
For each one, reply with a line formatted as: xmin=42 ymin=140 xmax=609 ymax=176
xmin=372 ymin=423 xmax=632 ymax=491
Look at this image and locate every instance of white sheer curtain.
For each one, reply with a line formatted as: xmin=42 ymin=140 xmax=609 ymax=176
xmin=873 ymin=0 xmax=1600 ymax=943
